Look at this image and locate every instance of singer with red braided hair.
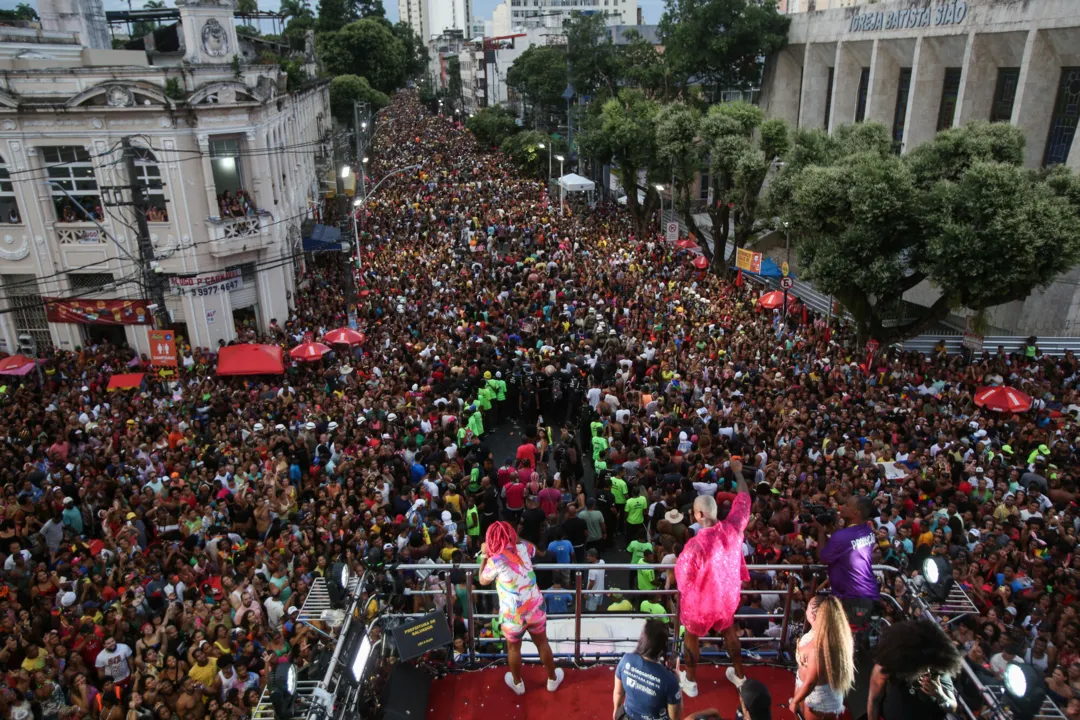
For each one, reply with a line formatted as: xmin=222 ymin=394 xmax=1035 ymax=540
xmin=478 ymin=520 xmax=564 ymax=695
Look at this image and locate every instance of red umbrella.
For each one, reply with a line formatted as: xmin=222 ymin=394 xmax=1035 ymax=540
xmin=974 ymin=386 xmax=1032 ymax=413
xmin=289 ymin=342 xmax=332 ymax=362
xmin=691 ymin=255 xmax=709 ymax=269
xmin=758 ymin=290 xmax=795 ymax=310
xmin=676 ymin=238 xmax=699 ymax=250
xmin=323 ymin=327 xmax=366 ymax=345
xmin=0 ymin=354 xmax=37 ymax=375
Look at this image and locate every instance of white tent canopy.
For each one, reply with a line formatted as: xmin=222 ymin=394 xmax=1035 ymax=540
xmin=558 ymin=173 xmax=595 ymax=192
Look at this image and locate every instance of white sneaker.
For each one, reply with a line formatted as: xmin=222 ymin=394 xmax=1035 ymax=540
xmin=547 ymin=667 xmax=564 ymax=692
xmin=726 ymin=666 xmax=746 ymax=688
xmin=745 ymin=649 xmax=763 ymax=661
xmin=678 ymin=669 xmax=699 ymax=698
xmin=505 ymin=672 xmax=525 ymax=695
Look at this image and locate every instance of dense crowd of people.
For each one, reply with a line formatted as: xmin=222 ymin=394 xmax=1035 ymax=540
xmin=2 ymin=89 xmax=1080 ymax=720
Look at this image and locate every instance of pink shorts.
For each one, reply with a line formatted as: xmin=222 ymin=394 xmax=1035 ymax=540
xmin=501 ymin=606 xmax=547 ymax=643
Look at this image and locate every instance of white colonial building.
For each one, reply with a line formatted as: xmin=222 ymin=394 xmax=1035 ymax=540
xmin=0 ymin=0 xmax=331 ymax=356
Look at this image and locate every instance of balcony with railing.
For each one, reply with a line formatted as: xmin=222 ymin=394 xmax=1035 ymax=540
xmin=207 ymin=211 xmax=273 ymax=258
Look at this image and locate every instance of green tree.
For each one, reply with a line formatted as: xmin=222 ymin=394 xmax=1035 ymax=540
xmin=317 ymin=19 xmax=406 ymax=94
xmin=391 ymin=22 xmax=429 ymax=79
xmin=316 ymin=0 xmax=357 ymax=33
xmin=467 ymin=107 xmax=520 ymax=149
xmin=661 ymin=101 xmax=788 ymax=273
xmin=280 ymin=0 xmax=315 ymax=20
xmin=501 ymin=131 xmax=566 ymax=179
xmin=237 ymin=25 xmax=261 ymax=37
xmin=237 ymin=0 xmax=258 ymax=12
xmin=506 ymin=45 xmax=569 ymax=129
xmin=0 ymin=2 xmax=38 ymax=21
xmin=132 ymin=0 xmax=165 ymax=37
xmin=659 ymin=0 xmax=789 ymax=95
xmin=577 ymin=89 xmax=665 ymax=240
xmin=355 ymin=0 xmax=385 ymax=17
xmin=564 ymin=12 xmax=618 ymax=100
xmin=328 ymin=74 xmax=390 ymax=124
xmin=780 ymin=121 xmax=1080 ymax=343
xmin=616 ymin=29 xmax=682 ymax=101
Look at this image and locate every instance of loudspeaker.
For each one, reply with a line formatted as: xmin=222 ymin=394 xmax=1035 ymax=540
xmin=382 ymin=664 xmax=431 ymax=719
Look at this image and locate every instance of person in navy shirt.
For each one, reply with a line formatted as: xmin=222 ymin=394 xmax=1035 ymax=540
xmin=614 ymin=619 xmax=682 ymax=720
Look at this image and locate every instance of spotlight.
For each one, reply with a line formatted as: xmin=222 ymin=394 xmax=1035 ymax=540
xmin=350 ymin=633 xmax=374 ymax=684
xmin=921 ymin=555 xmax=953 ymax=602
xmin=1004 ymin=661 xmax=1046 ymax=720
xmin=270 ymin=662 xmax=297 ymax=719
xmin=328 ymin=562 xmax=352 ymax=607
xmin=340 ymin=165 xmax=351 ymax=179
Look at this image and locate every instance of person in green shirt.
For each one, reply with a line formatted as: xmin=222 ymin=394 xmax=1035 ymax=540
xmin=591 ymin=433 xmax=609 ymax=463
xmin=636 ymin=549 xmax=657 ymax=591
xmin=594 ymin=449 xmax=608 ymax=475
xmin=641 ymin=595 xmax=668 ymax=622
xmin=627 ymin=531 xmax=652 ymax=565
xmin=607 ymin=590 xmax=633 ymax=612
xmin=465 ymin=497 xmax=480 ymax=552
xmin=610 ymin=475 xmax=628 ymax=536
xmin=467 ymin=406 xmax=484 ymax=438
xmin=624 ymin=485 xmax=648 ymax=532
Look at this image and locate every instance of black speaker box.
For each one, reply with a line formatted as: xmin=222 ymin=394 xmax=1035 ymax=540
xmin=382 ymin=663 xmax=431 ymax=719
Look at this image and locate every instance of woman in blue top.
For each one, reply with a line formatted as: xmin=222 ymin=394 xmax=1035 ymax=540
xmin=613 ymin=619 xmax=682 ymax=720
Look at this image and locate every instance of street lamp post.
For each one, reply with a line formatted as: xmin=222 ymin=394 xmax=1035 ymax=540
xmin=783 ymin=219 xmax=791 ymax=325
xmin=654 ymin=183 xmax=665 ymax=227
xmin=539 ymin=142 xmax=551 ymax=180
xmin=555 ymin=154 xmax=565 ymax=216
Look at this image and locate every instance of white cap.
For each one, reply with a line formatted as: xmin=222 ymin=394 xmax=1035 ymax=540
xmin=253 ymin=423 xmax=264 ymax=431
xmin=61 ymin=591 xmax=77 ymax=607
xmin=275 ymin=424 xmax=286 ymax=431
xmin=387 ymin=413 xmax=397 ymax=422
xmin=327 ymin=421 xmax=338 ymax=431
xmin=305 ymin=422 xmax=316 ymax=430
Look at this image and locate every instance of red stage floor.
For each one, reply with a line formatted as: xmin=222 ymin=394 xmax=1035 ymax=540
xmin=426 ymin=665 xmax=800 ymax=720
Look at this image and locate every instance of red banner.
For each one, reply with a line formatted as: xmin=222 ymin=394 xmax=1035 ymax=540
xmin=148 ymin=329 xmax=177 ymax=367
xmin=44 ymin=298 xmax=153 ymax=325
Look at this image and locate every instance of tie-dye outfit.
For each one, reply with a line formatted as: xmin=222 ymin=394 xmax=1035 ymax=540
xmin=480 ymin=541 xmax=547 ymax=642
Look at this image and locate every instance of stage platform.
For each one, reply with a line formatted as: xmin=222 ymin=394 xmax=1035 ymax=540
xmin=425 ymin=664 xmax=804 ymax=720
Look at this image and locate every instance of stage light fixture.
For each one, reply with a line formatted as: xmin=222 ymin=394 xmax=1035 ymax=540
xmin=922 ymin=555 xmax=954 ymax=602
xmin=271 ymin=662 xmax=298 ymax=719
xmin=328 ymin=562 xmax=352 ymax=607
xmin=1004 ymin=661 xmax=1046 ymax=720
xmin=350 ymin=634 xmax=374 ymax=684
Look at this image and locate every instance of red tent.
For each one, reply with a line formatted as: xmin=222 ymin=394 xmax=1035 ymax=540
xmin=107 ymin=373 xmax=145 ymax=390
xmin=676 ymin=238 xmax=700 ymax=250
xmin=974 ymin=385 xmax=1032 ymax=413
xmin=289 ymin=342 xmax=332 ymax=362
xmin=0 ymin=354 xmax=37 ymax=376
xmin=217 ymin=344 xmax=285 ymax=375
xmin=323 ymin=328 xmax=365 ymax=345
xmin=691 ymin=255 xmax=709 ymax=269
xmin=759 ymin=290 xmax=795 ymax=310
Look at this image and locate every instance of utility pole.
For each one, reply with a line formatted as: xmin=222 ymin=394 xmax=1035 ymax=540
xmin=116 ymin=136 xmax=169 ymax=329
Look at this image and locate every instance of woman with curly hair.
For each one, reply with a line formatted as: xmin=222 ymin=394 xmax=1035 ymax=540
xmin=478 ymin=520 xmax=564 ymax=695
xmin=867 ymin=619 xmax=963 ymax=720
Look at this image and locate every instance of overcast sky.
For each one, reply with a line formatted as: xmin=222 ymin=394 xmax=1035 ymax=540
xmin=2 ymin=0 xmax=666 ymax=28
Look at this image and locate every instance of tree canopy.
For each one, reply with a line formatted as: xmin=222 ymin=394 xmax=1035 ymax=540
xmin=659 ymin=0 xmax=789 ymax=94
xmin=777 ymin=121 xmax=1080 ymax=343
xmin=328 ymin=74 xmax=390 ymax=125
xmin=317 ymin=19 xmax=406 ymax=94
xmin=467 ymin=107 xmax=520 ymax=149
xmin=577 ymin=89 xmax=666 ymax=240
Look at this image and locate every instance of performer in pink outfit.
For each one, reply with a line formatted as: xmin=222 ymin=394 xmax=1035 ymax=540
xmin=674 ymin=462 xmax=752 ymax=697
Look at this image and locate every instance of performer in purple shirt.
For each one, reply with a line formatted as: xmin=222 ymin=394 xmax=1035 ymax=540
xmin=816 ymin=496 xmax=880 ymax=629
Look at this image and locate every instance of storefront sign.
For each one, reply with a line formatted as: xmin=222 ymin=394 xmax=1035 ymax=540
xmin=148 ymin=329 xmax=178 ymax=367
xmin=44 ymin=298 xmax=153 ymax=325
xmin=849 ymin=0 xmax=967 ymax=33
xmin=169 ymin=270 xmax=243 ymax=297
